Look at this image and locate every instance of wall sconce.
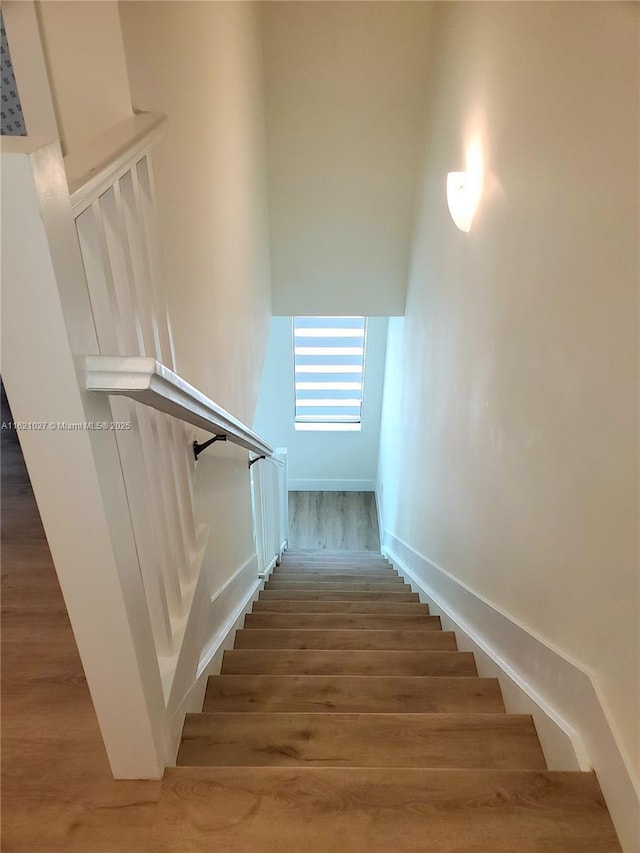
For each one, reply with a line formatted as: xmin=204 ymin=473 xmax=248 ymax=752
xmin=446 ymin=171 xmax=481 ymax=233
xmin=446 ymin=138 xmax=484 ymax=232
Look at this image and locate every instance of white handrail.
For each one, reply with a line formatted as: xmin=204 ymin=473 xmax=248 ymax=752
xmin=86 ymin=355 xmax=274 ymax=457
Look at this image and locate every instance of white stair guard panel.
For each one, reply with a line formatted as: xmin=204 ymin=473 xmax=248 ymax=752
xmin=1 ymin=117 xmax=287 ymax=779
xmin=251 ymin=449 xmax=289 ymax=578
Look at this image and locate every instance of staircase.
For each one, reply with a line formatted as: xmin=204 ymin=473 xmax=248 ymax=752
xmin=152 ymin=550 xmax=621 ymax=852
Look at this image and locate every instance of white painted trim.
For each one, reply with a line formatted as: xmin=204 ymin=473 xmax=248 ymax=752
xmin=167 ymin=572 xmax=264 ymax=763
xmin=65 ymin=112 xmax=168 ymax=215
xmin=288 ymin=478 xmax=376 ymax=492
xmin=198 ymin=580 xmax=261 ymax=680
xmin=382 ymin=530 xmax=640 ymax=853
xmin=2 ymin=1 xmax=58 ymax=138
xmin=85 ymin=355 xmax=273 ymax=456
xmin=253 ymin=453 xmax=286 ymax=468
xmin=258 ymin=555 xmax=278 ymax=579
xmin=374 ymin=482 xmax=384 ymax=551
xmin=210 ymin=554 xmax=258 ymax=606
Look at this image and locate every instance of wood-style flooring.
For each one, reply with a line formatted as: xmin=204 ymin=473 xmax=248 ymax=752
xmin=1 ymin=394 xmax=622 ymax=851
xmin=1 ymin=388 xmax=161 ymax=852
xmin=154 ymin=549 xmax=622 ymax=852
xmin=288 ymin=491 xmax=379 ymax=550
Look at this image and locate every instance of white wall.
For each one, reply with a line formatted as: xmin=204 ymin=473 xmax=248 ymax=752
xmin=36 ymin=1 xmax=133 ymax=155
xmin=378 ymin=3 xmax=638 ymax=848
xmin=254 ymin=317 xmax=387 ymax=490
xmin=262 ymin=2 xmax=433 ymax=316
xmin=120 ymin=1 xmax=273 ymax=674
xmin=120 ymin=1 xmax=271 ymax=427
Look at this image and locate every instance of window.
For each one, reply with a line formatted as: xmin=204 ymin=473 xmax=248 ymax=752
xmin=293 ymin=316 xmax=367 ymax=431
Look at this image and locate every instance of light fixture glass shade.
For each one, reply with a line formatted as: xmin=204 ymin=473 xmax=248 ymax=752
xmin=446 ymin=170 xmax=481 ymax=232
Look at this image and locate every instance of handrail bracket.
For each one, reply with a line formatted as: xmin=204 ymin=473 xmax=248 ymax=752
xmin=193 ymin=435 xmax=226 ymax=461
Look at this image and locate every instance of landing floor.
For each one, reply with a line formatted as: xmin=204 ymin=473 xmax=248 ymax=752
xmin=288 ymin=491 xmax=379 ymax=551
xmin=1 ymin=388 xmax=161 ymax=852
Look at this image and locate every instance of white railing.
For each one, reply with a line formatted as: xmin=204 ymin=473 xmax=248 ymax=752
xmin=1 ymin=115 xmax=287 ymax=778
xmin=251 ymin=450 xmax=288 ymax=578
xmin=67 ymin=114 xmax=207 ymax=684
xmin=67 ymin=111 xmax=287 ymax=702
xmin=85 ymin=353 xmax=279 ymax=700
xmin=85 ymin=356 xmax=273 ymax=455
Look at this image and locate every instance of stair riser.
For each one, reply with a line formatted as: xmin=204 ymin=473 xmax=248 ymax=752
xmin=279 ymin=560 xmax=391 ymax=567
xmin=177 ymin=713 xmax=546 ymax=770
xmin=280 ymin=560 xmax=389 ymax=566
xmin=252 ymin=601 xmax=430 ymax=614
xmin=233 ymin=629 xmax=457 ymax=651
xmin=277 ymin=565 xmax=393 ymax=572
xmin=244 ymin=614 xmax=440 ymax=630
xmin=270 ymin=572 xmax=402 ymax=580
xmin=222 ymin=650 xmax=477 ymax=677
xmin=265 ymin=583 xmax=408 ymax=593
xmin=203 ymin=675 xmax=506 ymax=714
xmin=259 ymin=591 xmax=419 ymax=601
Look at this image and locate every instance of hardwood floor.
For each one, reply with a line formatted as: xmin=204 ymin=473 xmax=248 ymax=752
xmin=1 ymin=389 xmax=160 ymax=852
xmin=157 ymin=549 xmax=621 ymax=852
xmin=288 ymin=491 xmax=380 ymax=550
xmin=1 ymin=407 xmax=621 ymax=851
xmin=153 ymin=767 xmax=622 ymax=853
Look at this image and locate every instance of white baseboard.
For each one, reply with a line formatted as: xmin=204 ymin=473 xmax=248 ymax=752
xmin=382 ymin=530 xmax=639 ymax=853
xmin=288 ymin=478 xmax=376 ymax=492
xmin=374 ymin=483 xmax=383 ymax=552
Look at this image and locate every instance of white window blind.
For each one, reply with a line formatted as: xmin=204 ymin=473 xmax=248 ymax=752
xmin=293 ymin=316 xmax=367 ymax=429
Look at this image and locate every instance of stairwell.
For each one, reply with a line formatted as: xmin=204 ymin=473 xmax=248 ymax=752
xmin=152 ymin=550 xmax=621 ymax=852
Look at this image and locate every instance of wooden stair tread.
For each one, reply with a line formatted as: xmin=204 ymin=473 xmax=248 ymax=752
xmin=272 ymin=563 xmax=400 ymax=577
xmin=252 ymin=600 xmax=430 ymax=614
xmin=233 ymin=629 xmax=457 ymax=651
xmin=280 ymin=556 xmax=390 ymax=561
xmin=203 ymin=675 xmax=506 ymax=714
xmin=274 ymin=566 xmax=398 ymax=572
xmin=274 ymin=566 xmax=397 ymax=573
xmin=265 ymin=582 xmax=409 ymax=592
xmin=278 ymin=564 xmax=394 ymax=571
xmin=259 ymin=590 xmax=419 ymax=601
xmin=271 ymin=576 xmax=401 ymax=583
xmin=268 ymin=574 xmax=403 ymax=582
xmin=171 ymin=552 xmax=620 ymax=849
xmin=177 ymin=712 xmax=546 ymax=769
xmin=221 ymin=649 xmax=477 ymax=676
xmin=282 ymin=551 xmax=387 ymax=560
xmin=152 ymin=767 xmax=621 ymax=853
xmin=244 ymin=613 xmax=441 ymax=630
